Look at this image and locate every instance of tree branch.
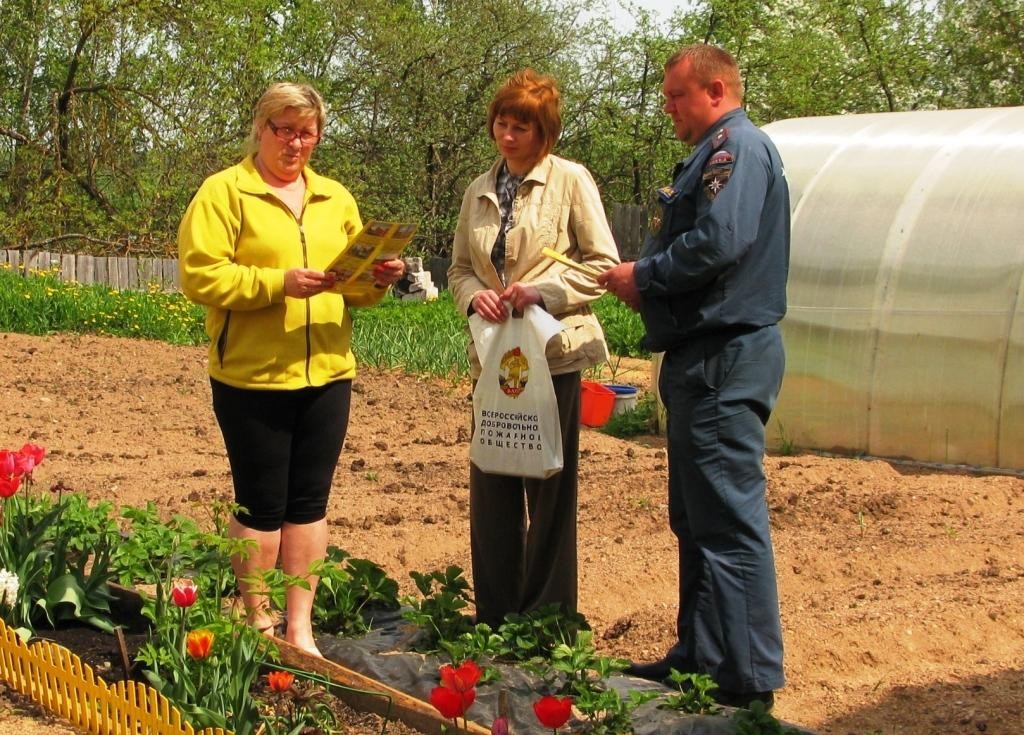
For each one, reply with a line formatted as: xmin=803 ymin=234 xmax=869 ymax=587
xmin=22 ymin=233 xmax=124 ymax=250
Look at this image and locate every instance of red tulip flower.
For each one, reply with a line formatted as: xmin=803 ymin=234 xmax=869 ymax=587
xmin=430 ymin=660 xmax=480 ymax=724
xmin=16 ymin=444 xmax=45 ymax=474
xmin=0 ymin=451 xmax=16 ymax=476
xmin=185 ymin=629 xmax=215 ymax=659
xmin=533 ymin=695 xmax=573 ymax=731
xmin=0 ymin=473 xmax=21 ymax=499
xmin=430 ymin=684 xmax=475 ymax=719
xmin=267 ymin=670 xmax=295 ymax=692
xmin=171 ymin=579 xmax=198 ymax=608
xmin=439 ymin=660 xmax=482 ymax=693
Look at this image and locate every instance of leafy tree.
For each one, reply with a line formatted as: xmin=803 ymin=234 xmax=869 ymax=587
xmin=0 ymin=0 xmax=1019 ymax=258
xmin=0 ymin=0 xmax=290 ymax=252
xmin=310 ymin=0 xmax=591 ymax=253
xmin=559 ymin=8 xmax=678 ymax=206
xmin=933 ymin=0 xmax=1024 ymax=108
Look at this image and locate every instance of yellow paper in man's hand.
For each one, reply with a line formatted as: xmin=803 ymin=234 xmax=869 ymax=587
xmin=541 ymin=247 xmax=602 ymax=278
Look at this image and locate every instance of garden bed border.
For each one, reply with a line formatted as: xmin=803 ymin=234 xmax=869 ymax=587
xmin=0 ymin=618 xmax=227 ymax=735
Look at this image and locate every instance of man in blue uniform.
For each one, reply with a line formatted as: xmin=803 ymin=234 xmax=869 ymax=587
xmin=598 ymin=44 xmax=789 ymax=710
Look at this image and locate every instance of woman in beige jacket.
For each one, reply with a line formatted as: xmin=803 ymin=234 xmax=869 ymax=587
xmin=448 ymin=69 xmax=620 ymax=627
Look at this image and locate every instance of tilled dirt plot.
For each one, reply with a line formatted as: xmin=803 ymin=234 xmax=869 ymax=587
xmin=1 ymin=331 xmax=1022 ymax=734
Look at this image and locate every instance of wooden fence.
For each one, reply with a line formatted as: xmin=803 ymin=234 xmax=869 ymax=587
xmin=0 ymin=204 xmax=646 ymax=294
xmin=0 ymin=618 xmax=228 ymax=735
xmin=609 ymin=202 xmax=648 ymax=259
xmin=0 ymin=249 xmax=180 ymax=292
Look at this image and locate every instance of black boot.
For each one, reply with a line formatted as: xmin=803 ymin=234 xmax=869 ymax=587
xmin=714 ymin=689 xmax=775 ymax=711
xmin=624 ymin=658 xmax=679 ymax=683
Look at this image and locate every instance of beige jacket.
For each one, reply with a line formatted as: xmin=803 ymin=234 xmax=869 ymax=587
xmin=449 ymin=154 xmax=620 ymax=377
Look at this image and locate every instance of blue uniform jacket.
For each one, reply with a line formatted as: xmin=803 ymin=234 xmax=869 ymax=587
xmin=634 ymin=108 xmax=790 ymax=352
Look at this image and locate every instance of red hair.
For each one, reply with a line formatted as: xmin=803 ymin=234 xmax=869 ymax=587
xmin=487 ymin=69 xmax=562 ymax=159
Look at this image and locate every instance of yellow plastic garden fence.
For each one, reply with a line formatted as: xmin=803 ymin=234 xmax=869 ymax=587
xmin=0 ymin=618 xmax=229 ymax=735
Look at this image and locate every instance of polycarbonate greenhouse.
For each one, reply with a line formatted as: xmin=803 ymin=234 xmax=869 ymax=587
xmin=763 ymin=106 xmax=1024 ymax=471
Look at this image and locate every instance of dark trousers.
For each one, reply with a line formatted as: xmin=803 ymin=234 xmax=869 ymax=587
xmin=210 ymin=378 xmax=352 ymax=531
xmin=469 ymin=371 xmax=581 ymax=627
xmin=659 ymin=325 xmax=785 ymax=693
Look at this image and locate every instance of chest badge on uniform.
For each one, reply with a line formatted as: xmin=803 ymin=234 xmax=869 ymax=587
xmin=711 ymin=127 xmax=729 ymax=149
xmin=648 ymin=185 xmax=676 ymax=234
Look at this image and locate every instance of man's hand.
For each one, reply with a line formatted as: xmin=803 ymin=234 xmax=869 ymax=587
xmin=597 ymin=262 xmax=641 ymax=311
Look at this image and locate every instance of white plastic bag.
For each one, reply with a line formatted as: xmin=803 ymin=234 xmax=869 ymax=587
xmin=469 ymin=304 xmax=565 ymax=479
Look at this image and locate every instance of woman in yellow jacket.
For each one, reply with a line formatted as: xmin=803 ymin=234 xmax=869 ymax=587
xmin=448 ymin=70 xmax=619 ymax=627
xmin=178 ymin=82 xmax=404 ymax=655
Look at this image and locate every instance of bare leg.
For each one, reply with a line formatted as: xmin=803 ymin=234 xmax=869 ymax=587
xmin=229 ymin=517 xmax=281 ymax=633
xmin=280 ymin=518 xmax=327 ymax=656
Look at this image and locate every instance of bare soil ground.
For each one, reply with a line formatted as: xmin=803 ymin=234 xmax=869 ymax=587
xmin=1 ymin=331 xmax=1022 ymax=735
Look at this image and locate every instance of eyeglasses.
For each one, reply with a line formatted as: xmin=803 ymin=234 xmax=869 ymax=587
xmin=266 ymin=120 xmax=320 ymax=147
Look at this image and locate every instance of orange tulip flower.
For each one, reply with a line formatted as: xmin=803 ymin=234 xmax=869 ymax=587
xmin=185 ymin=629 xmax=214 ymax=659
xmin=267 ymin=670 xmax=295 ymax=692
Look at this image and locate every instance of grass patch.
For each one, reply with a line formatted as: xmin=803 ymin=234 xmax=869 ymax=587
xmin=0 ymin=266 xmax=206 ymax=345
xmin=0 ymin=267 xmax=648 ymax=381
xmin=591 ymin=294 xmax=648 ymax=358
xmin=350 ymin=291 xmax=469 ymax=377
xmin=601 ymin=392 xmax=656 ymax=438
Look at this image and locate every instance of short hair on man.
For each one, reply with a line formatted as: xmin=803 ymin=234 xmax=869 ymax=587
xmin=665 ymin=44 xmax=744 ymax=103
xmin=487 ymin=69 xmax=562 ymax=160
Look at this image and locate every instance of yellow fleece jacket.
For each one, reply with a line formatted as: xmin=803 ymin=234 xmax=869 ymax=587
xmin=178 ymin=156 xmax=384 ymax=389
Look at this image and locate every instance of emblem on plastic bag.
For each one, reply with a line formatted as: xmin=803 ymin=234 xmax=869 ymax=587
xmin=498 ymin=347 xmax=529 ymax=397
xmin=468 ymin=305 xmax=566 ymax=479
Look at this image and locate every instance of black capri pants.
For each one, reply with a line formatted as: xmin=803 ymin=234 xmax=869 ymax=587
xmin=210 ymin=378 xmax=352 ymax=531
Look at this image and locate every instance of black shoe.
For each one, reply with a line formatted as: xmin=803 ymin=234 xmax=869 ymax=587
xmin=625 ymin=658 xmax=677 ymax=682
xmin=714 ymin=689 xmax=775 ymax=711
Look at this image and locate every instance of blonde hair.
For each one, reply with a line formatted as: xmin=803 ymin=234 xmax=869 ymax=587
xmin=665 ymin=44 xmax=744 ymax=103
xmin=246 ymin=82 xmax=327 ymax=155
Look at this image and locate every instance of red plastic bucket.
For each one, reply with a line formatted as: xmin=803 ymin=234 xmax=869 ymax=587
xmin=580 ymin=381 xmax=616 ymax=428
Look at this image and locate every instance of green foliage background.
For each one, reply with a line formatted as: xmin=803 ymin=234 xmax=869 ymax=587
xmin=0 ymin=267 xmax=648 ymax=373
xmin=1 ymin=0 xmax=1021 ymax=256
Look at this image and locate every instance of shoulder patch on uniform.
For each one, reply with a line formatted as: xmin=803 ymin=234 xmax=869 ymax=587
xmin=702 ymin=145 xmax=734 ymax=201
xmin=711 ymin=127 xmax=729 ymax=149
xmin=702 ymin=172 xmax=730 ymax=200
xmin=708 ymin=150 xmax=734 ymax=166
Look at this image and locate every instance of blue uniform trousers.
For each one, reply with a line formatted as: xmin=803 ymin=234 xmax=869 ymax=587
xmin=659 ymin=324 xmax=785 ymax=692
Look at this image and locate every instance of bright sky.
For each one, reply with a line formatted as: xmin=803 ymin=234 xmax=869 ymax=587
xmin=605 ymin=0 xmax=687 ymax=30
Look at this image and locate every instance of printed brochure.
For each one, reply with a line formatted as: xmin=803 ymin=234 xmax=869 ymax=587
xmin=326 ymin=220 xmax=417 ymax=296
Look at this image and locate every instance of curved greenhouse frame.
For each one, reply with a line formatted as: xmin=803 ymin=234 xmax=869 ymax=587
xmin=764 ymin=107 xmax=1024 ymax=471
